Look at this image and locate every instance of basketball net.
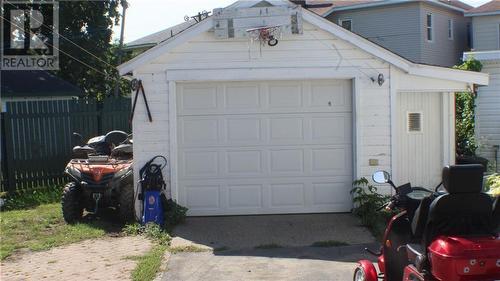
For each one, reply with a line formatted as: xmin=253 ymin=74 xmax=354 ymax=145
xmin=246 ymin=26 xmax=282 ymax=58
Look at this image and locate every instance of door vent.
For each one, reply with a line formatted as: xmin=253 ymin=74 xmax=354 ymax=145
xmin=408 ymin=112 xmax=422 ymax=133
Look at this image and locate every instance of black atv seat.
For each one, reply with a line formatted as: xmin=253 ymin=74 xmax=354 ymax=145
xmin=105 ymin=131 xmax=128 ymax=146
xmin=413 ymin=165 xmax=494 ymax=248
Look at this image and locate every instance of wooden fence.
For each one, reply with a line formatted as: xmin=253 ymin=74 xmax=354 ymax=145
xmin=1 ymin=98 xmax=131 ymax=192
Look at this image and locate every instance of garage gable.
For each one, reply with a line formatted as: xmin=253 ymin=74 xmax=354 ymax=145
xmin=118 ymin=2 xmax=487 ymax=85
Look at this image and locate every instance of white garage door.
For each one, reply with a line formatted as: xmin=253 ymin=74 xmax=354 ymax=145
xmin=177 ymin=80 xmax=353 ymax=216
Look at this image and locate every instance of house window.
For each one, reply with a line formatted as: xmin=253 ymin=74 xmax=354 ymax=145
xmin=467 ymin=23 xmax=472 ymax=49
xmin=426 ymin=13 xmax=433 ymax=42
xmin=339 ymin=19 xmax=352 ymax=31
xmin=408 ymin=112 xmax=423 ymax=133
xmin=448 ymin=19 xmax=454 ymax=40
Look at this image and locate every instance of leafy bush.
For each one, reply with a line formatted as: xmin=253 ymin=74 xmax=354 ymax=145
xmin=454 ymin=57 xmax=483 ymax=157
xmin=163 ymin=199 xmax=188 ymax=231
xmin=123 ymin=199 xmax=187 ymax=244
xmin=351 ymin=178 xmax=393 ymax=239
xmin=485 ymin=174 xmax=500 ymax=196
xmin=0 ymin=186 xmax=63 ymax=211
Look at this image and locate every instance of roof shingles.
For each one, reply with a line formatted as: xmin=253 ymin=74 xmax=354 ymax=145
xmin=307 ymin=0 xmax=472 ymax=16
xmin=466 ymin=0 xmax=500 ymax=15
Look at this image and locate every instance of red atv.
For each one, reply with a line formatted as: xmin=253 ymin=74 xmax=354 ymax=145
xmin=62 ymin=131 xmax=134 ymax=223
xmin=354 ymin=165 xmax=500 ymax=281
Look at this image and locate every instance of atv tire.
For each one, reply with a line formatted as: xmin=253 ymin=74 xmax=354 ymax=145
xmin=118 ymin=184 xmax=135 ymax=222
xmin=62 ymin=182 xmax=83 ymax=223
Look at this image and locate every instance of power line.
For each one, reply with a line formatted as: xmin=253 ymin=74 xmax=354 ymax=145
xmin=0 ymin=14 xmax=112 ymax=78
xmin=307 ymin=30 xmax=376 ymax=80
xmin=4 ymin=1 xmax=118 ymax=70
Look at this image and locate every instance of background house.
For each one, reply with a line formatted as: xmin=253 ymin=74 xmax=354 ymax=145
xmin=307 ymin=0 xmax=472 ymax=67
xmin=1 ymin=70 xmax=83 ymax=111
xmin=119 ymin=0 xmax=487 ymax=217
xmin=464 ymin=0 xmax=500 ymax=172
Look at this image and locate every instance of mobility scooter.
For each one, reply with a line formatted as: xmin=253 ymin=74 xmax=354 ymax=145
xmin=354 ymin=165 xmax=500 ymax=281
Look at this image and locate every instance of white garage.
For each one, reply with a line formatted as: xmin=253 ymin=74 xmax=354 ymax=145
xmin=119 ymin=0 xmax=488 ymax=217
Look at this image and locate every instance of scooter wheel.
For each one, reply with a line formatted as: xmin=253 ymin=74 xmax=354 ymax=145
xmin=353 ymin=266 xmax=366 ymax=281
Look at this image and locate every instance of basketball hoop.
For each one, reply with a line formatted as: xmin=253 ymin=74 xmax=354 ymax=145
xmin=246 ymin=25 xmax=283 ymax=59
xmin=246 ymin=25 xmax=282 ymax=47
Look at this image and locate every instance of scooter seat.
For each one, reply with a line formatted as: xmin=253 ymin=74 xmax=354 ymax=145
xmin=406 ymin=243 xmax=427 ymax=272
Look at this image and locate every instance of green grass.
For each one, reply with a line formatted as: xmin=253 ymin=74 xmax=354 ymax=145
xmin=1 ymin=201 xmax=187 ymax=281
xmin=254 ymin=243 xmax=283 ymax=249
xmin=1 ymin=186 xmax=63 ymax=211
xmin=0 ymin=203 xmax=115 ymax=260
xmin=131 ymin=244 xmax=168 ymax=281
xmin=311 ymin=240 xmax=349 ymax=247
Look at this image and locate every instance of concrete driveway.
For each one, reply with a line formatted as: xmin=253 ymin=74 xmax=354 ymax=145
xmin=162 ymin=213 xmax=377 ymax=281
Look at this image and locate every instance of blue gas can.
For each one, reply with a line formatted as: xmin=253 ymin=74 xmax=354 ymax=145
xmin=142 ymin=190 xmax=164 ymax=225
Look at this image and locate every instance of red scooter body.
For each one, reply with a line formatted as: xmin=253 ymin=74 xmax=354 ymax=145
xmin=356 ymin=211 xmax=500 ymax=281
xmin=353 ymin=170 xmax=500 ymax=281
xmin=428 ymin=236 xmax=500 ymax=281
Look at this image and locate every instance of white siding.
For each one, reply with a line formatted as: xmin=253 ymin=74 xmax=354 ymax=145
xmin=476 ymin=61 xmax=500 ymax=166
xmin=472 ymin=15 xmax=500 ymax=51
xmin=396 ymin=92 xmax=443 ymax=188
xmin=133 ymin=21 xmax=393 ymax=198
xmin=131 ymin=72 xmax=170 ymax=214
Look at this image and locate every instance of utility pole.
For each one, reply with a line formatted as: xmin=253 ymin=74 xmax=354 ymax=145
xmin=114 ymin=0 xmax=128 ymax=97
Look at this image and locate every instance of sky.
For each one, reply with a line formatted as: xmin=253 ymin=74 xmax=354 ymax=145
xmin=113 ymin=0 xmax=492 ymax=44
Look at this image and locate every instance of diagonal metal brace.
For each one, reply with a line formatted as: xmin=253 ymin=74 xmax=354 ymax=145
xmin=130 ymin=80 xmax=153 ymax=123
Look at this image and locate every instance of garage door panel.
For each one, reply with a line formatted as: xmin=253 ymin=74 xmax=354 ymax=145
xmin=224 ymin=84 xmax=261 ymax=109
xmin=181 ymin=151 xmax=219 ymax=177
xmin=177 ymin=80 xmax=353 ymax=216
xmin=226 ymin=118 xmax=262 ymax=142
xmin=180 ymin=118 xmax=219 ymax=145
xmin=268 ymin=83 xmax=303 ymax=108
xmin=185 ymin=185 xmax=220 ymax=210
xmin=180 ymin=176 xmax=353 ymax=216
xmin=269 ymin=117 xmax=304 ymax=141
xmin=270 ymin=149 xmax=304 ymax=173
xmin=180 ymin=85 xmax=217 ymax=110
xmin=227 ymin=184 xmax=263 ymax=209
xmin=311 ymin=116 xmax=351 ymax=143
xmin=311 ymin=82 xmax=351 ymax=110
xmin=311 ymin=148 xmax=351 ymax=174
xmin=226 ymin=150 xmax=263 ymax=174
xmin=270 ymin=183 xmax=305 ymax=207
xmin=312 ymin=182 xmax=351 ymax=205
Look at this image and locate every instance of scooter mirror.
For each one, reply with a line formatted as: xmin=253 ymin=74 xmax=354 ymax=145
xmin=373 ymin=171 xmax=390 ymax=184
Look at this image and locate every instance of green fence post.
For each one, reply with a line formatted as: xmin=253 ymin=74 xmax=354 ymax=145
xmin=2 ymin=109 xmax=17 ymax=193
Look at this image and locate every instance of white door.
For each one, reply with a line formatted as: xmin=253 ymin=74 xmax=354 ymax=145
xmin=397 ymin=92 xmax=443 ymax=189
xmin=177 ymin=80 xmax=353 ymax=216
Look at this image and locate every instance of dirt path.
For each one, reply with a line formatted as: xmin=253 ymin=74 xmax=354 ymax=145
xmin=1 ymin=236 xmax=152 ymax=281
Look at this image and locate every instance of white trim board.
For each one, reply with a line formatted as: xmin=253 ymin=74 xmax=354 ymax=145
xmin=464 ymin=51 xmax=500 ymax=62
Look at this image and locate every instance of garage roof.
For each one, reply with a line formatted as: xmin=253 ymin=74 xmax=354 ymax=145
xmin=118 ymin=0 xmax=488 ymax=86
